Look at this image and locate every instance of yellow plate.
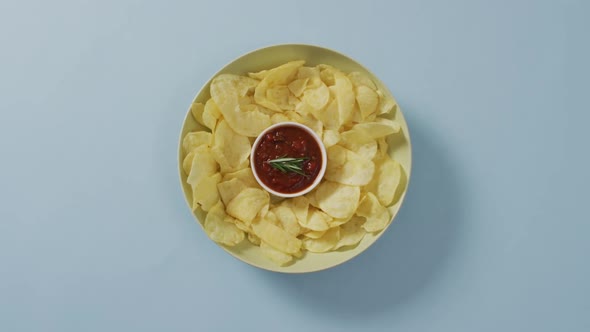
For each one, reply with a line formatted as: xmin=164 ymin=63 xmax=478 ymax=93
xmin=178 ymin=44 xmax=412 ymax=273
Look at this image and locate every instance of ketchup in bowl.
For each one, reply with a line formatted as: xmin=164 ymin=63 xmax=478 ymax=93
xmin=251 ymin=122 xmax=326 ymax=197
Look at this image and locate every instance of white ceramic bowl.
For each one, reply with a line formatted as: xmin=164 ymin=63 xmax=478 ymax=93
xmin=250 ymin=122 xmax=327 ymax=198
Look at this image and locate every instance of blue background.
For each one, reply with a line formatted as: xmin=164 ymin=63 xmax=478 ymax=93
xmin=1 ymin=0 xmax=589 ymax=331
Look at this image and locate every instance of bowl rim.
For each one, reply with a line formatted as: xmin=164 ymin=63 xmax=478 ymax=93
xmin=250 ymin=121 xmax=327 ymax=198
xmin=177 ymin=43 xmax=413 ymax=273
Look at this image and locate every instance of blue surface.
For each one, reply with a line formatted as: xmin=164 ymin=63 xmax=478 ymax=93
xmin=1 ymin=0 xmax=589 ymax=331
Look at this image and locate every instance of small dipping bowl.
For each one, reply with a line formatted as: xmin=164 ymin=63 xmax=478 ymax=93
xmin=251 ymin=122 xmax=327 ymax=198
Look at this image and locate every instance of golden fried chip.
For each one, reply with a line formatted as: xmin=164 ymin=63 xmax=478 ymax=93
xmin=248 ymin=69 xmax=268 ymax=80
xmin=318 ymin=64 xmax=339 ymax=86
xmin=252 ymin=218 xmax=302 ymax=254
xmin=271 ymin=113 xmax=291 ymax=124
xmin=356 ymin=85 xmax=379 ymax=120
xmin=322 ymin=129 xmax=340 ymax=148
xmin=288 ymin=78 xmax=309 ymax=97
xmin=377 ymin=137 xmax=389 ymax=157
xmin=217 ymin=178 xmax=247 ymax=207
xmin=301 ymin=82 xmax=330 ymax=111
xmin=247 ymin=232 xmax=261 ymax=245
xmin=211 ymin=120 xmax=250 ymax=173
xmin=211 ymin=74 xmax=272 ymax=137
xmin=186 ymin=145 xmax=219 ymax=186
xmin=357 ymin=192 xmax=391 ymax=232
xmin=364 ymin=156 xmax=402 ymax=206
xmin=254 ymin=61 xmax=305 ymax=112
xmin=182 ymin=131 xmax=212 ymax=153
xmin=335 ymin=216 xmax=366 ymax=249
xmin=266 ymin=85 xmax=293 ymax=111
xmin=340 ymin=118 xmax=401 ymax=144
xmin=304 ymin=229 xmax=327 ymax=239
xmin=192 ymin=172 xmax=221 ymax=212
xmin=204 ymin=201 xmax=244 ymax=246
xmin=226 ymin=188 xmax=270 ymax=224
xmin=272 ymin=205 xmax=301 ymax=237
xmin=222 ymin=167 xmax=259 ymax=188
xmin=287 ymin=196 xmax=309 ymax=226
xmin=190 ymin=102 xmax=205 ymax=126
xmin=303 ymin=227 xmax=340 ymax=253
xmin=182 ymin=151 xmax=195 ymax=175
xmin=260 ymin=241 xmax=293 ymax=266
xmin=333 ymin=71 xmax=355 ymax=126
xmin=377 ymin=90 xmax=397 ymax=115
xmin=202 ymin=99 xmax=221 ymax=132
xmin=347 ymin=72 xmax=377 ymax=90
xmin=325 ymin=145 xmax=375 ymax=186
xmin=315 ymin=181 xmax=360 ymax=219
xmin=297 ymin=66 xmax=320 ymax=80
xmin=315 ymin=98 xmax=340 ymax=130
xmin=300 ymin=208 xmax=331 ymax=232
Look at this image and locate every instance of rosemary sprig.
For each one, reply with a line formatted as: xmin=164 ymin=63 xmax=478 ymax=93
xmin=267 ymin=156 xmax=309 ymax=176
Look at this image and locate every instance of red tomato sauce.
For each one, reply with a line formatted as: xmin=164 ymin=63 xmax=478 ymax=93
xmin=253 ymin=125 xmax=322 ymax=194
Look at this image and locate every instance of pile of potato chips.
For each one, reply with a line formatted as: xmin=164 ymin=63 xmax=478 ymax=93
xmin=182 ymin=61 xmax=405 ymax=266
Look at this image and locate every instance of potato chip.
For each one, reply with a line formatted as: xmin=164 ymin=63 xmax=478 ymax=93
xmin=252 ymin=218 xmax=302 ymax=254
xmin=222 ymin=167 xmax=259 ymax=188
xmin=357 ymin=192 xmax=391 ymax=232
xmin=301 ymin=82 xmax=330 ymax=111
xmin=211 ymin=120 xmax=250 ymax=173
xmin=217 ymin=178 xmax=247 ymax=207
xmin=204 ymin=201 xmax=244 ymax=246
xmin=186 ymin=145 xmax=219 ymax=186
xmin=347 ymin=72 xmax=377 ymax=90
xmin=335 ymin=216 xmax=366 ymax=249
xmin=303 ymin=227 xmax=340 ymax=253
xmin=272 ymin=205 xmax=301 ymax=237
xmin=288 ymin=78 xmax=309 ymax=97
xmin=300 ymin=114 xmax=323 ymax=138
xmin=364 ymin=156 xmax=402 ymax=206
xmin=304 ymin=229 xmax=327 ymax=239
xmin=190 ymin=102 xmax=205 ymax=127
xmin=329 ymin=218 xmax=350 ymax=228
xmin=333 ymin=71 xmax=355 ymax=126
xmin=376 ymin=89 xmax=398 ymax=115
xmin=266 ymin=85 xmax=293 ymax=111
xmin=211 ymin=74 xmax=272 ymax=137
xmin=263 ymin=209 xmax=280 ymax=226
xmin=192 ymin=172 xmax=221 ymax=212
xmin=325 ymin=145 xmax=375 ymax=186
xmin=182 ymin=151 xmax=195 ymax=175
xmin=297 ymin=66 xmax=320 ymax=80
xmin=229 ymin=215 xmax=251 ymax=233
xmin=322 ymin=129 xmax=340 ymax=148
xmin=202 ymin=99 xmax=221 ymax=132
xmin=260 ymin=241 xmax=293 ymax=266
xmin=318 ymin=64 xmax=339 ymax=86
xmin=315 ymin=181 xmax=360 ymax=219
xmin=315 ymin=98 xmax=340 ymax=130
xmin=356 ymin=85 xmax=379 ymax=120
xmin=226 ymin=188 xmax=270 ymax=224
xmin=287 ymin=196 xmax=309 ymax=226
xmin=254 ymin=61 xmax=305 ymax=112
xmin=247 ymin=232 xmax=261 ymax=245
xmin=248 ymin=69 xmax=268 ymax=80
xmin=356 ymin=141 xmax=379 ymax=160
xmin=182 ymin=131 xmax=212 ymax=153
xmin=271 ymin=113 xmax=291 ymax=124
xmin=300 ymin=208 xmax=331 ymax=231
xmin=377 ymin=137 xmax=389 ymax=157
xmin=340 ymin=118 xmax=401 ymax=145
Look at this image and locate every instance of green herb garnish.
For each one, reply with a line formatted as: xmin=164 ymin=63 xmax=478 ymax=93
xmin=267 ymin=156 xmax=309 ymax=176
